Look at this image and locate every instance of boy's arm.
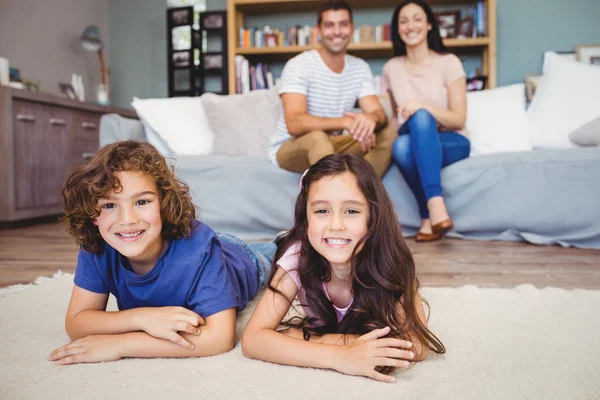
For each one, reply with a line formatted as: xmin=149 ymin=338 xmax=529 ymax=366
xmin=66 ymin=285 xmax=205 ymax=348
xmin=281 ymin=93 xmax=352 ymax=137
xmin=50 ymin=308 xmax=236 ymax=365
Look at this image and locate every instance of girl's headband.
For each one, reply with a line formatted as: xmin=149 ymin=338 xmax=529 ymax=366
xmin=299 ymin=169 xmax=309 ymax=190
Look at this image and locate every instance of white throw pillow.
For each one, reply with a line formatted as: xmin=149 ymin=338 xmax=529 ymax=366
xmin=132 ymin=96 xmax=215 ymax=155
xmin=466 ymin=84 xmax=532 ymax=156
xmin=201 ymin=88 xmax=281 ymax=158
xmin=527 ymin=52 xmax=600 ymax=149
xmin=141 ymin=120 xmax=174 ymax=156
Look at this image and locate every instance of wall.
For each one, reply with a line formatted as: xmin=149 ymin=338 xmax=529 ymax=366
xmin=0 ymin=0 xmax=109 ymax=99
xmin=106 ymin=0 xmax=600 ymax=107
xmin=497 ymin=0 xmax=600 ymax=85
xmin=109 ymin=0 xmax=168 ymax=109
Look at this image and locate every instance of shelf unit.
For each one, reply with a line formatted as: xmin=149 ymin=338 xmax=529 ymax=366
xmin=227 ymin=0 xmax=496 ymax=94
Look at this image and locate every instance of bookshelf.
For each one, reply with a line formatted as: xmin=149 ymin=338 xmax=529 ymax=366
xmin=227 ymin=0 xmax=497 ymax=94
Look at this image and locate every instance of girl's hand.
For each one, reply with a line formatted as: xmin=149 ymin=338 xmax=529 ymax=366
xmin=334 ymin=326 xmax=414 ymax=383
xmin=398 ymin=100 xmax=428 ymax=120
xmin=49 ymin=335 xmax=122 ymax=365
xmin=136 ymin=307 xmax=205 ymax=349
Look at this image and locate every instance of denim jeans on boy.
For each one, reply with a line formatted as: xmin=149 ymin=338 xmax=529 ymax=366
xmin=217 ymin=233 xmax=276 ymax=289
xmin=392 ymin=109 xmax=470 ymax=219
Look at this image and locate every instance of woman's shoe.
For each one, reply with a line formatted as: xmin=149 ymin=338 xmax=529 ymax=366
xmin=431 ymin=218 xmax=454 ymax=237
xmin=415 ymin=230 xmax=443 ymax=242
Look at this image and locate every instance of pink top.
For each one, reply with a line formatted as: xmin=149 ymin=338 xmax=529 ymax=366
xmin=382 ymin=52 xmax=467 ymax=136
xmin=277 ymin=242 xmax=352 ymax=322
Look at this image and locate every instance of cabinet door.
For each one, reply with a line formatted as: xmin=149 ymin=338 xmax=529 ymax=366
xmin=70 ymin=111 xmax=101 ymax=171
xmin=13 ymin=100 xmax=70 ymax=211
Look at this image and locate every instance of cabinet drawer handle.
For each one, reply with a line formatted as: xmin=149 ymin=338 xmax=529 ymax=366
xmin=16 ymin=114 xmax=36 ymax=122
xmin=82 ymin=152 xmax=95 ymax=160
xmin=49 ymin=118 xmax=67 ymax=126
xmin=82 ymin=122 xmax=97 ymax=130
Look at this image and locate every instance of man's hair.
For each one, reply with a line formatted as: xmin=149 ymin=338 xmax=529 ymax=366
xmin=61 ymin=140 xmax=197 ymax=253
xmin=317 ymin=0 xmax=353 ymax=26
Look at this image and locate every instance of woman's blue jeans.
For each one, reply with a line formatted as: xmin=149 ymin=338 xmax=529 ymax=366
xmin=392 ymin=109 xmax=470 ymax=219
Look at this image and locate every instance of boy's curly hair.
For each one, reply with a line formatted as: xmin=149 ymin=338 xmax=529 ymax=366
xmin=61 ymin=140 xmax=196 ymax=253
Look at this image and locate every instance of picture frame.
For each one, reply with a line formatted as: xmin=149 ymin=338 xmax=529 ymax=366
xmin=202 ymin=13 xmax=223 ymax=29
xmin=58 ymin=82 xmax=76 ymax=100
xmin=173 ymin=51 xmax=190 ymax=67
xmin=575 ymin=44 xmax=600 ymax=66
xmin=435 ymin=11 xmax=459 ymax=39
xmin=466 ymin=75 xmax=487 ymax=92
xmin=203 ymin=54 xmax=223 ymax=70
xmin=171 ymin=9 xmax=190 ymax=26
xmin=525 ymin=74 xmax=542 ymax=102
xmin=457 ymin=17 xmax=474 ymax=38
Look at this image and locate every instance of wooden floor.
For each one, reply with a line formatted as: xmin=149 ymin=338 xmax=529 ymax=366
xmin=1 ymin=221 xmax=599 ymax=289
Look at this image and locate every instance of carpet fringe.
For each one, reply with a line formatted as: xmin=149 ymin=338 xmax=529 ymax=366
xmin=0 ymin=270 xmax=73 ymax=298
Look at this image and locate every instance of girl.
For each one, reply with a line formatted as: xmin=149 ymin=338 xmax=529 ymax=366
xmin=242 ymin=154 xmax=445 ymax=383
xmin=49 ymin=140 xmax=275 ymax=365
xmin=384 ymin=0 xmax=470 ymax=242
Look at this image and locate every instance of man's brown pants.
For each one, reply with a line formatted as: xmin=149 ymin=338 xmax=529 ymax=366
xmin=276 ymin=125 xmax=397 ymax=178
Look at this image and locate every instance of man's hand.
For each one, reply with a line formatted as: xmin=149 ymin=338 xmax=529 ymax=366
xmin=344 ymin=111 xmax=377 ymax=151
xmin=135 ymin=307 xmax=205 ymax=349
xmin=333 ymin=326 xmax=414 ymax=383
xmin=398 ymin=100 xmax=428 ymax=120
xmin=49 ymin=335 xmax=123 ymax=365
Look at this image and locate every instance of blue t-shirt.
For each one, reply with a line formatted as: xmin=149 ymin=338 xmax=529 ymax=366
xmin=73 ymin=222 xmax=258 ymax=318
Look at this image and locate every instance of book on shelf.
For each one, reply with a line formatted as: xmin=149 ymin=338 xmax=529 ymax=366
xmin=235 ymin=56 xmax=274 ymax=94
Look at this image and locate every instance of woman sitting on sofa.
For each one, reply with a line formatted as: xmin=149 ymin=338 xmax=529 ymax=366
xmin=383 ymin=0 xmax=470 ymax=242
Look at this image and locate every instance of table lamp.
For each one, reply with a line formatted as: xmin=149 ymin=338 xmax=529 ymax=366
xmin=80 ymin=25 xmax=109 ymax=103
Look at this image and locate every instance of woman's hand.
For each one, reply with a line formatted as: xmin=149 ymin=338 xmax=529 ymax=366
xmin=334 ymin=326 xmax=414 ymax=383
xmin=398 ymin=100 xmax=429 ymax=120
xmin=135 ymin=307 xmax=205 ymax=349
xmin=49 ymin=335 xmax=123 ymax=365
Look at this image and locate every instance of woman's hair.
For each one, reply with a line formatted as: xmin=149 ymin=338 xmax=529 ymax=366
xmin=61 ymin=140 xmax=196 ymax=253
xmin=391 ymin=0 xmax=448 ymax=57
xmin=270 ymin=154 xmax=445 ymax=373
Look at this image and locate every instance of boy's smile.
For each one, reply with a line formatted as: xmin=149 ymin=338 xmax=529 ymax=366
xmin=94 ymin=171 xmax=166 ymax=275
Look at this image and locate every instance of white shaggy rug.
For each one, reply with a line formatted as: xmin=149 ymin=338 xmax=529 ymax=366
xmin=1 ymin=272 xmax=599 ymax=400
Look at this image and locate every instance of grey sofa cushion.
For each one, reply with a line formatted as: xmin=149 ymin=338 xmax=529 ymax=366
xmin=99 ymin=114 xmax=145 ymax=146
xmin=201 ymin=88 xmax=281 ymax=158
xmin=171 ymin=148 xmax=600 ymax=249
xmin=569 ymin=115 xmax=600 ymax=146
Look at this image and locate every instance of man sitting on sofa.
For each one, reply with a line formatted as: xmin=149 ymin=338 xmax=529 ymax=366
xmin=267 ymin=0 xmax=396 ymax=178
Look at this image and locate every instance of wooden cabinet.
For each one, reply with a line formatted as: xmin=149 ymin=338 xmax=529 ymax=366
xmin=0 ymin=86 xmax=137 ymax=224
xmin=227 ymin=0 xmax=497 ymax=93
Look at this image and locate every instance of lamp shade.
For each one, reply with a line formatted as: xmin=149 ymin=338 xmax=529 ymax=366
xmin=80 ymin=25 xmax=103 ymax=52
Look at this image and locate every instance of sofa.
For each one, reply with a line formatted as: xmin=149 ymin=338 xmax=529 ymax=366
xmin=99 ymin=53 xmax=600 ymax=249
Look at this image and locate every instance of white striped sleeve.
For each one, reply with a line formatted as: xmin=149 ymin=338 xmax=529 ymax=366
xmin=357 ymin=60 xmax=377 ymax=98
xmin=278 ymin=56 xmax=308 ymax=96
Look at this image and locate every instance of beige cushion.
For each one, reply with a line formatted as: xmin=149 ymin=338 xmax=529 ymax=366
xmin=201 ymin=88 xmax=281 ymax=158
xmin=569 ymin=115 xmax=600 ymax=147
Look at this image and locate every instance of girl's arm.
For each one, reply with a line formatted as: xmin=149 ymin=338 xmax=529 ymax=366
xmin=65 ymin=285 xmax=205 ymax=348
xmin=242 ymin=267 xmax=414 ymax=383
xmin=50 ymin=308 xmax=236 ymax=364
xmin=424 ymin=77 xmax=467 ymax=131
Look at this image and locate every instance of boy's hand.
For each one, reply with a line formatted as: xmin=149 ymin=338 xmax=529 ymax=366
xmin=136 ymin=307 xmax=205 ymax=349
xmin=334 ymin=326 xmax=414 ymax=383
xmin=49 ymin=335 xmax=122 ymax=365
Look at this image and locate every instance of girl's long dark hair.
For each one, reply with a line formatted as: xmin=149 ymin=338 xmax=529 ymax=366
xmin=269 ymin=154 xmax=445 ymax=374
xmin=391 ymin=0 xmax=448 ymax=57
